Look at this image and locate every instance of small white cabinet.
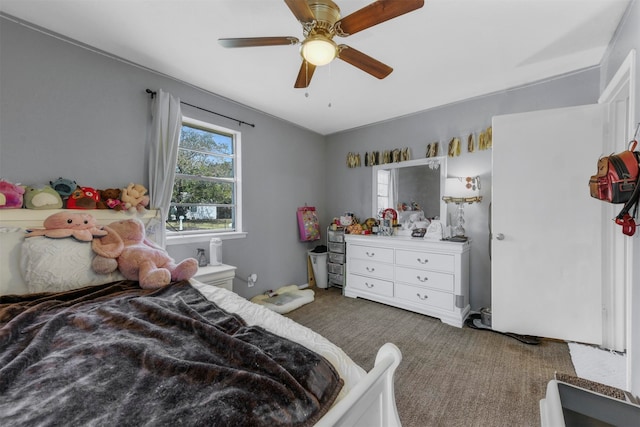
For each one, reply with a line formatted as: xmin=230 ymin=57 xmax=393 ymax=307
xmin=194 ymin=264 xmax=236 ymax=292
xmin=345 ymin=235 xmax=470 ymax=327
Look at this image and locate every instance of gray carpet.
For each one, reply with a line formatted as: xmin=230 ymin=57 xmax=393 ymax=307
xmin=285 ymin=287 xmax=576 ymax=427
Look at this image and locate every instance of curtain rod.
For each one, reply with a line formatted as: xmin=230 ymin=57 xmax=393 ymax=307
xmin=145 ymin=89 xmax=255 ymax=128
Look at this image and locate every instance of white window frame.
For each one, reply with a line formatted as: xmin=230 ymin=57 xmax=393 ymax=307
xmin=166 ymin=116 xmax=246 ymax=245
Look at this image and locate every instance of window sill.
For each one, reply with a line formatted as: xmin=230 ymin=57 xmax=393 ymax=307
xmin=166 ymin=231 xmax=247 ymax=246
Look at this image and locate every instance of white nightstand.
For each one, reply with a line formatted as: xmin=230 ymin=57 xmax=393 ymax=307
xmin=194 ymin=264 xmax=237 ymax=292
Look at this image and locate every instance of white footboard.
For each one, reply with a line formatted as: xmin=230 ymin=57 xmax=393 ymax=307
xmin=316 ymin=343 xmax=402 ymax=427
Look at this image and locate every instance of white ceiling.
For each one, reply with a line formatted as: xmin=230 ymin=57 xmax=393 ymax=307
xmin=0 ymin=0 xmax=632 ymax=135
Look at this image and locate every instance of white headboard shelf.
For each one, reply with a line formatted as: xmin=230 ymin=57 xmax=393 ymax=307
xmin=0 ymin=209 xmax=160 ymax=229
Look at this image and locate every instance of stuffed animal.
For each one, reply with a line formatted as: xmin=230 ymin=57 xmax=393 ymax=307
xmin=121 ymin=183 xmax=150 ymax=213
xmin=91 ymin=218 xmax=198 ymax=289
xmin=23 ymin=185 xmax=63 ymax=209
xmin=50 ymin=177 xmax=77 ymax=198
xmin=25 ymin=212 xmax=108 ymax=242
xmin=66 ymin=186 xmax=100 ymax=209
xmin=0 ymin=180 xmax=25 ymax=209
xmin=96 ymin=188 xmax=123 ymax=210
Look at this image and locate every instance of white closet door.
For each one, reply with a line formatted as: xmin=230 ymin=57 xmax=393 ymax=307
xmin=492 ymin=104 xmax=604 ymax=344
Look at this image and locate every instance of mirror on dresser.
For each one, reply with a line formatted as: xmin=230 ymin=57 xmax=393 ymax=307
xmin=371 ymin=156 xmax=447 ymax=226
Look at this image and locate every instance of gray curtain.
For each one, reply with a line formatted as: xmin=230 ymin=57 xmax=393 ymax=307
xmin=147 ymin=89 xmax=182 ymax=248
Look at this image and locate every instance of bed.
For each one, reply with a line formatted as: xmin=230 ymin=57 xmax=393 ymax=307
xmin=0 ymin=209 xmax=402 ymax=427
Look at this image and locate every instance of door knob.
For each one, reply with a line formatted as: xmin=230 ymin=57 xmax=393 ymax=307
xmin=495 ymin=233 xmax=505 ymax=240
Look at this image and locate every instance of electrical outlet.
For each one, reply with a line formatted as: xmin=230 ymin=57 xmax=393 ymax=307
xmin=247 ymin=273 xmax=257 ymax=288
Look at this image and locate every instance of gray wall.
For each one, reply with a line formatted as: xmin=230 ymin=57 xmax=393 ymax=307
xmin=0 ymin=17 xmax=326 ymax=299
xmin=325 ymin=70 xmax=601 ymax=310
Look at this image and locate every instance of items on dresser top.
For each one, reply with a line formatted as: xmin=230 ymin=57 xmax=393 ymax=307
xmin=344 ymin=234 xmax=470 ymax=327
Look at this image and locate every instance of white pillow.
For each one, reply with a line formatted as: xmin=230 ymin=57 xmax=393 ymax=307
xmin=20 ymin=237 xmax=125 ymax=293
xmin=0 ymin=226 xmax=29 ymax=295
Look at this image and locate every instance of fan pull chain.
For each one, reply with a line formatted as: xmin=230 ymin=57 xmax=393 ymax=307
xmin=328 ymin=63 xmax=333 ymax=108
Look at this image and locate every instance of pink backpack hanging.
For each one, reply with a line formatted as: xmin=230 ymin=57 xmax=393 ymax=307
xmin=297 ymin=206 xmax=320 ymax=242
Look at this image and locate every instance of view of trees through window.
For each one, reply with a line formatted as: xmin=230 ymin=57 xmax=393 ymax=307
xmin=167 ymin=122 xmax=237 ymax=233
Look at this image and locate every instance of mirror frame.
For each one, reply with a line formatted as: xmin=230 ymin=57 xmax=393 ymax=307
xmin=371 ymin=156 xmax=448 ymax=224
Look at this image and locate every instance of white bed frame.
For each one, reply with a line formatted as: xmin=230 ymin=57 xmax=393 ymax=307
xmin=0 ymin=209 xmax=403 ymax=427
xmin=318 ymin=342 xmax=402 ymax=426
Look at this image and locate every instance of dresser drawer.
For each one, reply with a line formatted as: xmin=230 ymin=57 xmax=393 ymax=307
xmin=327 ymin=229 xmax=345 ymax=243
xmin=395 ymin=249 xmax=454 ymax=272
xmin=328 ymin=252 xmax=345 ymax=264
xmin=329 ymin=272 xmax=344 ymax=285
xmin=348 ymin=274 xmax=394 ymax=297
xmin=395 ymin=283 xmax=454 ymax=311
xmin=349 ymin=258 xmax=394 ymax=280
xmin=348 ymin=245 xmax=394 ymax=263
xmin=328 ymin=242 xmax=345 ymax=254
xmin=395 ymin=266 xmax=454 ymax=292
xmin=328 ymin=262 xmax=344 ymax=275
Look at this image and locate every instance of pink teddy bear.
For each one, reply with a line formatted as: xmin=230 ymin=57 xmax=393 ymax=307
xmin=91 ymin=218 xmax=198 ymax=289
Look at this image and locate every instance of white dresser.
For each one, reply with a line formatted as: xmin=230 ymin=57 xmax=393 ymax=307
xmin=194 ymin=264 xmax=236 ymax=292
xmin=344 ymin=235 xmax=470 ymax=327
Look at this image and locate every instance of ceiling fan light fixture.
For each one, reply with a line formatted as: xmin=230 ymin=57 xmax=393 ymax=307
xmin=300 ymin=35 xmax=337 ymax=66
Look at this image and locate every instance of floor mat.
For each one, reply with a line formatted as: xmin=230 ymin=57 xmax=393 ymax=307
xmin=568 ymin=342 xmax=626 ymax=390
xmin=251 ymin=285 xmax=314 ymax=314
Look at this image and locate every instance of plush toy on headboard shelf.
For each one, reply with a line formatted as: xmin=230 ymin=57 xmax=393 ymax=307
xmin=23 ymin=185 xmax=63 ymax=209
xmin=66 ymin=186 xmax=100 ymax=209
xmin=0 ymin=180 xmax=25 ymax=209
xmin=92 ymin=218 xmax=198 ymax=289
xmin=96 ymin=188 xmax=123 ymax=210
xmin=25 ymin=212 xmax=108 ymax=242
xmin=50 ymin=177 xmax=77 ymax=199
xmin=121 ymin=183 xmax=150 ymax=213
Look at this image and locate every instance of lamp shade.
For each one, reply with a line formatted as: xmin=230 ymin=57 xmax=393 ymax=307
xmin=443 ymin=176 xmax=482 ymax=203
xmin=300 ymin=35 xmax=337 ymax=66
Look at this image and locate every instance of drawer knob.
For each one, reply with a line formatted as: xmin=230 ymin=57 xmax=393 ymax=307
xmin=366 ymin=251 xmax=375 ymax=257
xmin=365 ymin=282 xmax=375 ymax=289
xmin=417 ymin=275 xmax=428 ymax=282
xmin=417 ymin=258 xmax=429 ymax=264
xmin=366 ymin=266 xmax=376 ymax=272
xmin=416 ymin=293 xmax=428 ymax=300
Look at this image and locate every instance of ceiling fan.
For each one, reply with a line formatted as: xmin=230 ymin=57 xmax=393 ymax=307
xmin=218 ymin=0 xmax=424 ymax=88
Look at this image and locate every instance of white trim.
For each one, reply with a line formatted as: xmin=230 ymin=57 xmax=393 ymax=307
xmin=166 ymin=231 xmax=247 ymax=246
xmin=598 ymin=49 xmax=636 ymax=393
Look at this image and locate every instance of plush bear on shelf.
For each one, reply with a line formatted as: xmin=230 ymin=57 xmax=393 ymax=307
xmin=121 ymin=183 xmax=150 ymax=214
xmin=96 ymin=188 xmax=123 ymax=210
xmin=91 ymin=218 xmax=198 ymax=289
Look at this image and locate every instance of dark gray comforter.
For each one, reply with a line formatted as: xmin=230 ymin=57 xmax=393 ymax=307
xmin=0 ymin=280 xmax=342 ymax=426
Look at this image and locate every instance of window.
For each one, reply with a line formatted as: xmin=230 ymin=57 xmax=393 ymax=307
xmin=376 ymin=169 xmax=392 ymax=214
xmin=167 ymin=117 xmax=242 ymax=237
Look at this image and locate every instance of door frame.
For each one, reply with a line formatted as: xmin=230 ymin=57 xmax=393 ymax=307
xmin=598 ymin=49 xmax=636 ymax=388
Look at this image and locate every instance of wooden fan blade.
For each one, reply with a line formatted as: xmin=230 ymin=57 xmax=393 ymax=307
xmin=336 ymin=0 xmax=424 ymax=36
xmin=218 ymin=37 xmax=299 ymax=48
xmin=337 ymin=45 xmax=393 ymax=79
xmin=294 ymin=61 xmax=317 ymax=88
xmin=284 ymin=0 xmax=315 ymax=23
